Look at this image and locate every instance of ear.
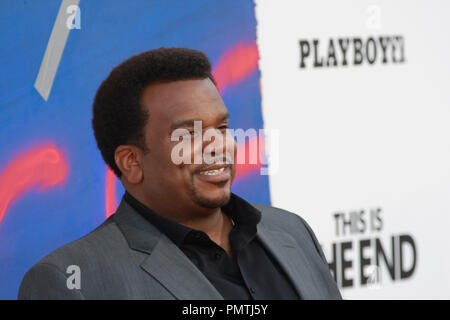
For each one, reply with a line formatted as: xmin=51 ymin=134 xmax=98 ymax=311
xmin=114 ymin=145 xmax=144 ymax=184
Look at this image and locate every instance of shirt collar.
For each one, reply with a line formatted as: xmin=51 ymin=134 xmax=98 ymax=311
xmin=221 ymin=193 xmax=261 ymax=228
xmin=123 ymin=191 xmax=190 ymax=246
xmin=123 ymin=191 xmax=261 ymax=247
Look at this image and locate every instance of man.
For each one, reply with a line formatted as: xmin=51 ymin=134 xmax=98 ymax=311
xmin=18 ymin=48 xmax=341 ymax=300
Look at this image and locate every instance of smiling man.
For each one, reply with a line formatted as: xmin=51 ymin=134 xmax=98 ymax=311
xmin=18 ymin=48 xmax=341 ymax=300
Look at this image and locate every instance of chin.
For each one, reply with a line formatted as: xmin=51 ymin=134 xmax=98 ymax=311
xmin=193 ymin=186 xmax=231 ymax=209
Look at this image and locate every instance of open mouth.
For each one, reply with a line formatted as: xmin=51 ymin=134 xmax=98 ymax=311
xmin=195 ymin=165 xmax=231 ymax=183
xmin=199 ymin=167 xmax=225 ymax=175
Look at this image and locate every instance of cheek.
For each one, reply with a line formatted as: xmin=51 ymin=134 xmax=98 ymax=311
xmin=228 ymin=139 xmax=237 ymax=163
xmin=165 ymin=142 xmax=193 ymax=179
xmin=169 ymin=135 xmax=203 ymax=166
xmin=192 ymin=136 xmax=204 ymax=164
xmin=228 ymin=140 xmax=237 ymax=180
xmin=142 ymin=143 xmax=176 ymax=180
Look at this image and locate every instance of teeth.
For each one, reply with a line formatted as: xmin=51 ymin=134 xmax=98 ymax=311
xmin=199 ymin=167 xmax=225 ymax=175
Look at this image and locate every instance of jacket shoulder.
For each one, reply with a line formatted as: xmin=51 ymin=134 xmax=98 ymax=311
xmin=18 ymin=217 xmax=126 ymax=299
xmin=38 ymin=216 xmax=125 ymax=266
xmin=252 ymin=203 xmax=310 ymax=234
xmin=251 ymin=203 xmax=328 ymax=263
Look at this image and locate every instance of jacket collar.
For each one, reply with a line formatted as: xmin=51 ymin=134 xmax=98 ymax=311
xmin=113 ymin=199 xmax=223 ymax=299
xmin=256 ymin=222 xmax=326 ymax=299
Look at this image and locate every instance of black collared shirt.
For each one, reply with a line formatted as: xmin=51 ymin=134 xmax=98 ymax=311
xmin=124 ymin=192 xmax=300 ymax=300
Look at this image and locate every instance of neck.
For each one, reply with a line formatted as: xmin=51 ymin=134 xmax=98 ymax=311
xmin=126 ymin=188 xmax=233 ymax=246
xmin=181 ymin=208 xmax=233 ymax=247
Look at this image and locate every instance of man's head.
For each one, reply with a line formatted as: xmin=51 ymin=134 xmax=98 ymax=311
xmin=92 ymin=48 xmax=236 ymax=215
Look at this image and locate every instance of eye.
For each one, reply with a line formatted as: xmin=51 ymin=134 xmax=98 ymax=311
xmin=219 ymin=125 xmax=229 ymax=131
xmin=189 ymin=129 xmax=202 ymax=137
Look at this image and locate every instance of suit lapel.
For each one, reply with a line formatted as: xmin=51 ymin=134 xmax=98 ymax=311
xmin=140 ymin=235 xmax=223 ymax=300
xmin=113 ymin=199 xmax=223 ymax=300
xmin=256 ymin=223 xmax=324 ymax=299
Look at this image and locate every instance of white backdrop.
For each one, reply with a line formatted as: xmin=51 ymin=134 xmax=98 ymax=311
xmin=255 ymin=0 xmax=450 ymax=299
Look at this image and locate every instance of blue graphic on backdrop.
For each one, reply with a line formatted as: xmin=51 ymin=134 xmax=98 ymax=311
xmin=0 ymin=0 xmax=270 ymax=299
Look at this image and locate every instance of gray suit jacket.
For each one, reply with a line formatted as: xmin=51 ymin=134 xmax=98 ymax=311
xmin=18 ymin=198 xmax=342 ymax=300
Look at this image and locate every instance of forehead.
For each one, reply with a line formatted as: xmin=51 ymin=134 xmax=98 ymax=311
xmin=140 ymin=78 xmax=228 ymax=128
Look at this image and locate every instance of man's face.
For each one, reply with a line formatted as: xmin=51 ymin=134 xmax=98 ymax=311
xmin=138 ymin=78 xmax=237 ymax=212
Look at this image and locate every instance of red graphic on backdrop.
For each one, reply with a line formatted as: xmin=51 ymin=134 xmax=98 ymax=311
xmin=213 ymin=42 xmax=259 ymax=93
xmin=0 ymin=143 xmax=68 ymax=223
xmin=105 ymin=42 xmax=262 ymax=217
xmin=234 ymin=135 xmax=264 ymax=179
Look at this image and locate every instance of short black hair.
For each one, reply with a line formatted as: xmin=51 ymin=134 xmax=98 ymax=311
xmin=92 ymin=47 xmax=216 ymax=177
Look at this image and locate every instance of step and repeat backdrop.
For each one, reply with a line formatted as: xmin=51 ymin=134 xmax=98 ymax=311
xmin=0 ymin=0 xmax=269 ymax=299
xmin=0 ymin=0 xmax=449 ymax=299
xmin=256 ymin=0 xmax=450 ymax=299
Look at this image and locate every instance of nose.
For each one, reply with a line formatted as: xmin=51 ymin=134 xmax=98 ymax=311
xmin=202 ymin=128 xmax=235 ymax=164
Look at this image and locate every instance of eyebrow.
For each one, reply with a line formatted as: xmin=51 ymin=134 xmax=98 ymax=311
xmin=170 ymin=111 xmax=230 ymax=130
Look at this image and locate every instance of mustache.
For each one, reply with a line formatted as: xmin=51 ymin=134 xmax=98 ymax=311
xmin=196 ymin=155 xmax=234 ymax=170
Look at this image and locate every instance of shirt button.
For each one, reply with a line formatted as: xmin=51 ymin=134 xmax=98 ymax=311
xmin=194 ymin=232 xmax=202 ymax=239
xmin=249 ymin=287 xmax=256 ymax=294
xmin=213 ymin=252 xmax=222 ymax=260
